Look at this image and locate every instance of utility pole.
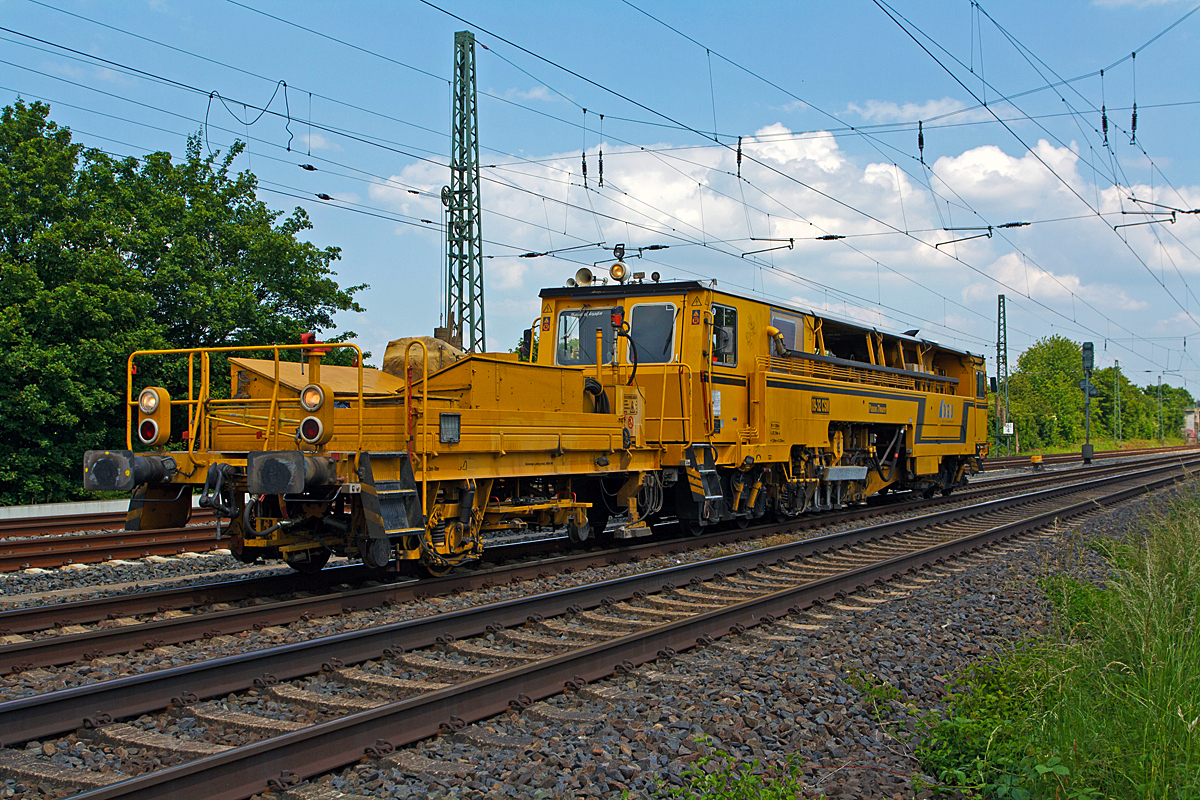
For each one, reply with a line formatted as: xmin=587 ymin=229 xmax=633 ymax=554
xmin=1114 ymin=360 xmax=1121 ymax=447
xmin=996 ymin=295 xmax=1011 ymax=456
xmin=440 ymin=30 xmax=485 ymax=352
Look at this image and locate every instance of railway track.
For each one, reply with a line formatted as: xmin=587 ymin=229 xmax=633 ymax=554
xmin=0 ymin=448 xmax=1186 ymax=573
xmin=0 ymin=455 xmax=1191 ymax=799
xmin=0 ymin=447 xmax=1190 ymax=676
xmin=0 ymin=509 xmax=216 ymax=539
xmin=0 ymin=450 xmax=1187 ymax=661
xmin=982 ymin=443 xmax=1195 ymax=470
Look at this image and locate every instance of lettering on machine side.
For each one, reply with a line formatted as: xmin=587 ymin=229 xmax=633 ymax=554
xmin=869 ymin=402 xmax=887 ymax=414
xmin=811 ymin=397 xmax=830 ymax=414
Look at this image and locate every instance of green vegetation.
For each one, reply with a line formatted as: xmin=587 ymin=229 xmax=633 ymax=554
xmin=989 ymin=334 xmax=1193 ymax=452
xmin=662 ymin=740 xmax=813 ymax=799
xmin=918 ymin=485 xmax=1200 ymax=799
xmin=0 ymin=100 xmax=363 ymax=504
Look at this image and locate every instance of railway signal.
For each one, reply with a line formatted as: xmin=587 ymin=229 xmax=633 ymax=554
xmin=1081 ymin=342 xmax=1095 ymax=464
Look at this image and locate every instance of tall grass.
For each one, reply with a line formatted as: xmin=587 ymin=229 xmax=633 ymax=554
xmin=920 ymin=484 xmax=1200 ymax=799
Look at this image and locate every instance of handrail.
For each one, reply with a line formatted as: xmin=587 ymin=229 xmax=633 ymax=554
xmin=649 ymin=362 xmax=693 ymax=448
xmin=403 ymin=340 xmax=431 ymax=518
xmin=126 ymin=343 xmax=365 ymax=453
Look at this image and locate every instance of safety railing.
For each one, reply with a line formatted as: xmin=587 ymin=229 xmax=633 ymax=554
xmin=759 ymin=351 xmax=958 ymax=394
xmin=126 ymin=344 xmax=365 ymax=454
xmin=403 ymin=340 xmax=432 ymax=518
xmin=648 ymin=363 xmax=694 ymax=448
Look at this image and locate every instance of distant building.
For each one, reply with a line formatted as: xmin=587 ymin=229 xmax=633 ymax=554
xmin=1184 ymin=408 xmax=1199 ymax=443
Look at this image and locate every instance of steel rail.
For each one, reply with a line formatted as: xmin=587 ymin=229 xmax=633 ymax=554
xmin=1 ymin=456 xmax=1192 ymax=746
xmin=67 ymin=464 xmax=1193 ymax=800
xmin=1 ymin=453 xmax=1188 ymax=673
xmin=1 ymin=448 xmax=1180 ymax=635
xmin=983 ymin=444 xmax=1195 ymax=470
xmin=0 ymin=510 xmax=217 ymax=539
xmin=0 ymin=526 xmax=222 ymax=571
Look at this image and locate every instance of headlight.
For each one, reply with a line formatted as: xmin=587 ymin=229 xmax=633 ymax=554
xmin=300 ymin=384 xmax=325 ymax=411
xmin=138 ymin=388 xmax=161 ymax=415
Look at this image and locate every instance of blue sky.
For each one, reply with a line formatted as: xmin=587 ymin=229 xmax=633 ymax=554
xmin=3 ymin=0 xmax=1198 ymax=386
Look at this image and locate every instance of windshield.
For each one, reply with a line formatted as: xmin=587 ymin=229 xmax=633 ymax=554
xmin=628 ymin=303 xmax=677 ymax=363
xmin=556 ymin=308 xmax=614 ymax=365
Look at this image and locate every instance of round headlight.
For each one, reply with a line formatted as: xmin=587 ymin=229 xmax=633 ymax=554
xmin=138 ymin=388 xmax=160 ymax=414
xmin=300 ymin=384 xmax=325 ymax=412
xmin=609 ymin=261 xmax=628 ymax=282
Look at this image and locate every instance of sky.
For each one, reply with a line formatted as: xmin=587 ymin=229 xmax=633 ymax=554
xmin=2 ymin=0 xmax=1199 ymax=387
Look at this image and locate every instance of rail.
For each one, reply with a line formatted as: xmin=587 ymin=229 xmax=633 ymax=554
xmin=126 ymin=344 xmax=365 ymax=454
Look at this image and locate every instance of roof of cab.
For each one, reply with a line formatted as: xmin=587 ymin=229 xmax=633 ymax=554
xmin=539 ymin=280 xmax=982 ymax=361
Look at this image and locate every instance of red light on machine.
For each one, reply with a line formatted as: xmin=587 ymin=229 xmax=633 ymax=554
xmin=138 ymin=419 xmax=159 ymax=445
xmin=610 ymin=307 xmax=624 ymax=329
xmin=300 ymin=416 xmax=324 ymax=443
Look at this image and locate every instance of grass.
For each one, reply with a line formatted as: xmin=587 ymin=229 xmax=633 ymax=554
xmin=657 ymin=740 xmax=815 ymax=799
xmin=918 ymin=483 xmax=1200 ymax=799
xmin=994 ymin=436 xmax=1187 ymax=458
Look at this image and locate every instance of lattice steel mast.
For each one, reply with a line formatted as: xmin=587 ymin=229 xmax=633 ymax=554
xmin=442 ymin=30 xmax=485 ymax=352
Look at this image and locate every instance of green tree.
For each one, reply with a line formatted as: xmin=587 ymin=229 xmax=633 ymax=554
xmin=0 ymin=100 xmax=364 ymax=504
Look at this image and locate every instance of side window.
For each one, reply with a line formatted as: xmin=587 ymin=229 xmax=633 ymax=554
xmin=711 ymin=304 xmax=737 ymax=367
xmin=976 ymin=370 xmax=987 ymax=398
xmin=556 ymin=308 xmax=614 ymax=366
xmin=769 ymin=311 xmax=801 ymax=351
xmin=629 ymin=303 xmax=678 ymax=364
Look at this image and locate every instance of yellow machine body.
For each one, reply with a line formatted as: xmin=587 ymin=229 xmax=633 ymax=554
xmin=83 ymin=280 xmax=988 ymax=573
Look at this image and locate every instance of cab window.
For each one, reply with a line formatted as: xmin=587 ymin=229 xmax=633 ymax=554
xmin=712 ymin=304 xmax=737 ymax=366
xmin=769 ymin=310 xmax=802 ymax=351
xmin=556 ymin=308 xmax=614 ymax=366
xmin=628 ymin=303 xmax=677 ymax=364
xmin=976 ymin=370 xmax=987 ymax=398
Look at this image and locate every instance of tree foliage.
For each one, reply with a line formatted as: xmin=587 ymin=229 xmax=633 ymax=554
xmin=0 ymin=100 xmax=364 ymax=504
xmin=988 ymin=335 xmax=1194 ymax=451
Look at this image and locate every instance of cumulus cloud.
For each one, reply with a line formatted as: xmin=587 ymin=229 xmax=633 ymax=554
xmin=298 ymin=132 xmax=343 ymax=152
xmin=361 ymin=121 xmax=1198 ymax=372
xmin=845 ymin=97 xmax=972 ymax=123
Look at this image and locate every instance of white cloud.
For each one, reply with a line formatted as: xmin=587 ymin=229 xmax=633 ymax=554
xmin=298 ymin=132 xmax=343 ymax=152
xmin=359 ymin=122 xmax=1199 ymax=374
xmin=845 ymin=97 xmax=972 ymax=123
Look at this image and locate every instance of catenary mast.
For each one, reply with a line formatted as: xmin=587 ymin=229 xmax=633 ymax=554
xmin=441 ymin=30 xmax=485 ymax=352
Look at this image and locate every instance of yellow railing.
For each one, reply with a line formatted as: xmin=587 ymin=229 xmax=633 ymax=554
xmin=648 ymin=363 xmax=694 ymax=448
xmin=403 ymin=340 xmax=432 ymax=518
xmin=759 ymin=353 xmax=956 ymax=394
xmin=126 ymin=344 xmax=365 ymax=453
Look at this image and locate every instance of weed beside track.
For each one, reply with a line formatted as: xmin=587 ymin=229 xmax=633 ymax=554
xmin=918 ymin=484 xmax=1200 ymax=800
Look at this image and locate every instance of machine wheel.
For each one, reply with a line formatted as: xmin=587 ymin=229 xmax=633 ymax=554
xmin=680 ymin=517 xmax=705 ymax=536
xmin=285 ymin=548 xmax=330 ymax=574
xmin=735 ymin=515 xmax=750 ymax=529
xmin=424 ymin=561 xmax=453 ymax=578
xmin=567 ymin=519 xmax=590 ymax=544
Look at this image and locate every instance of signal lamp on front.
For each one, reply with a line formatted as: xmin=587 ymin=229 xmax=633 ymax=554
xmin=136 ymin=386 xmax=170 ymax=446
xmin=299 ymin=416 xmax=325 ymax=443
xmin=300 ymin=384 xmax=325 ymax=412
xmin=138 ymin=387 xmax=161 ymax=415
xmin=297 ymin=382 xmax=334 ymax=445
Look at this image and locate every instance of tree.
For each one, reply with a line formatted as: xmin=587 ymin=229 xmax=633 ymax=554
xmin=0 ymin=100 xmax=365 ymax=504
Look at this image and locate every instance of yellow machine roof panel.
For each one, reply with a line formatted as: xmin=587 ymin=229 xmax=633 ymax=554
xmin=230 ymin=358 xmax=404 ymax=396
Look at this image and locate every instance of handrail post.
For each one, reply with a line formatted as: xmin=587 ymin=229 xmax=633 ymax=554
xmin=404 ymin=340 xmax=431 ymax=518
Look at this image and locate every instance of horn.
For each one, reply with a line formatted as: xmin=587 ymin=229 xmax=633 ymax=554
xmin=566 ymin=278 xmax=578 ymax=287
xmin=575 ymin=267 xmax=594 ymax=287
